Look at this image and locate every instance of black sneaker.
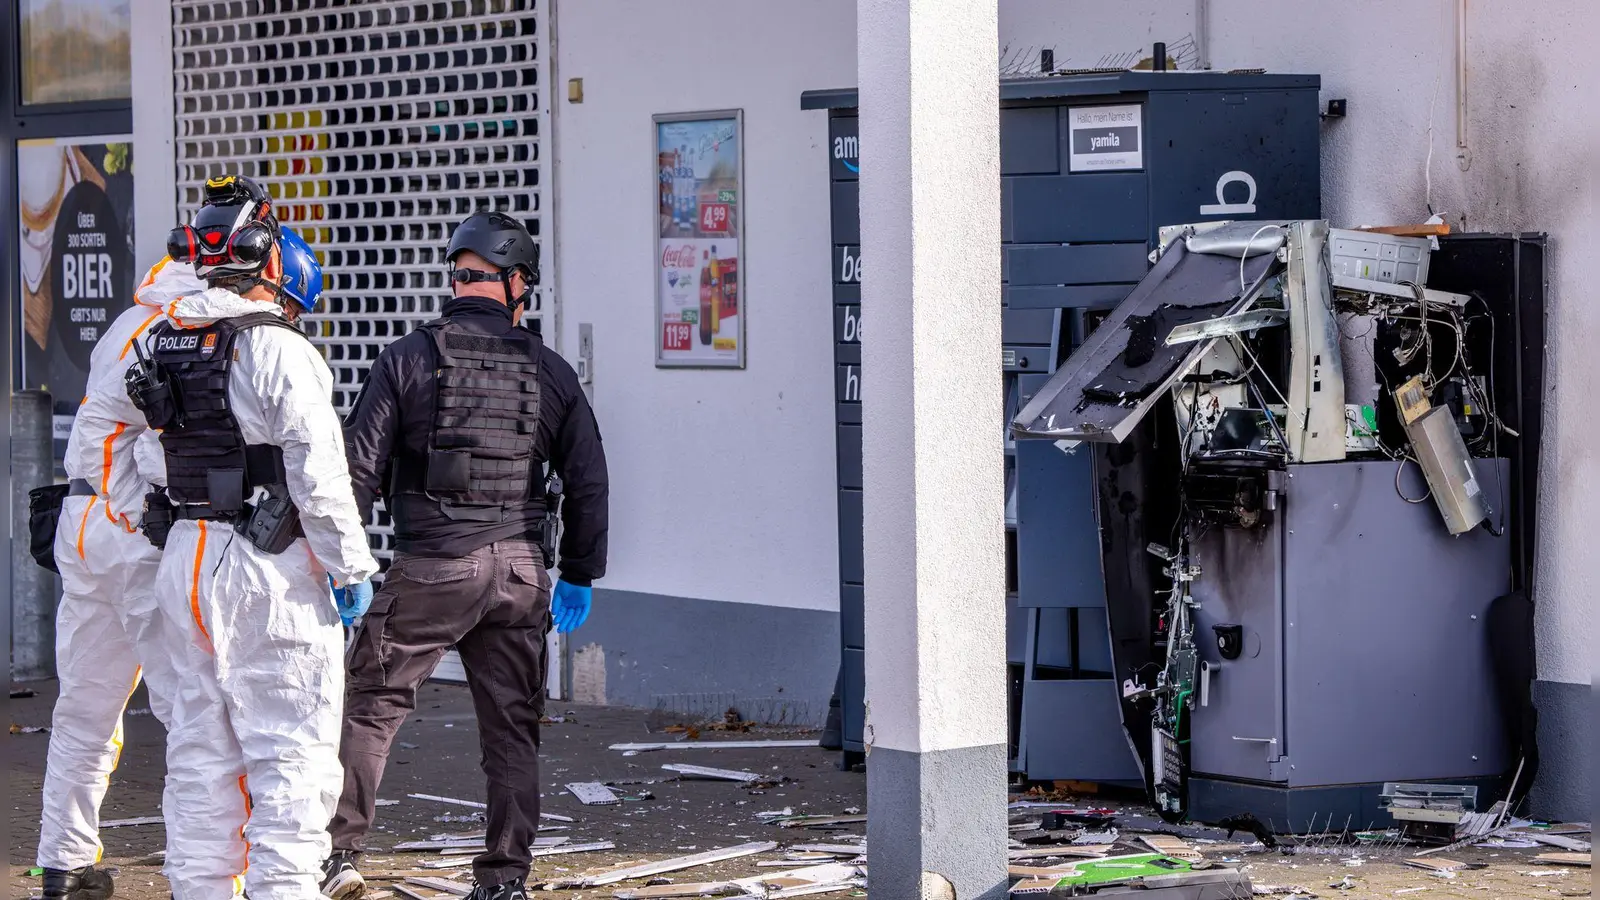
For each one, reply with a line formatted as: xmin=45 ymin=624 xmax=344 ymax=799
xmin=41 ymin=866 xmax=114 ymax=900
xmin=465 ymin=877 xmax=528 ymax=900
xmin=318 ymin=851 xmax=366 ymax=900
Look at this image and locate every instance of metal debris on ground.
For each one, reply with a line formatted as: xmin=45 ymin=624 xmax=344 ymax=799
xmin=408 ymin=793 xmax=486 ymax=809
xmin=787 ymin=844 xmax=868 ymax=857
xmin=1137 ymin=834 xmax=1202 ymax=861
xmin=432 ymin=813 xmax=484 ymax=824
xmin=428 ymin=837 xmax=569 ymax=857
xmin=612 ymin=861 xmax=864 ymax=898
xmin=10 ymin=724 xmax=50 ymax=733
xmin=408 ymin=794 xmax=575 ymax=823
xmin=528 ymin=840 xmax=617 ymax=859
xmin=1007 ymin=845 xmax=1109 ymax=861
xmin=99 ymin=816 xmax=165 ymax=828
xmin=1534 ymin=852 xmax=1592 ymax=867
xmin=551 ymin=841 xmax=780 ymax=888
xmin=1520 ymin=831 xmax=1592 ymax=852
xmin=567 ymin=781 xmax=623 ymax=805
xmin=773 ymin=814 xmax=867 ymax=829
xmin=402 ymin=876 xmax=473 ymax=897
xmin=1402 ymin=856 xmax=1483 ymax=875
xmin=1381 ymin=783 xmax=1478 ymax=845
xmin=610 ymin=739 xmax=819 ymax=752
xmin=663 ymin=763 xmax=765 ymax=784
xmin=393 ymin=840 xmax=483 ymax=851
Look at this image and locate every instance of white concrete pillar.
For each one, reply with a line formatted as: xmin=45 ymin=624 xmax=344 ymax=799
xmin=856 ymin=1 xmax=1006 ymax=897
xmin=130 ymin=0 xmax=177 ymax=272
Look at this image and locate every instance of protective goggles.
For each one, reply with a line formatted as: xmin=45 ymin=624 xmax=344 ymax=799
xmin=166 ymin=219 xmax=276 ymax=273
xmin=450 ymin=267 xmax=514 ymax=285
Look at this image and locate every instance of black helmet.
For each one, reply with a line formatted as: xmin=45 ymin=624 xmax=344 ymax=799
xmin=446 ymin=212 xmax=538 ymax=276
xmin=446 ymin=212 xmax=539 ymax=308
xmin=167 ymin=174 xmax=281 ymax=282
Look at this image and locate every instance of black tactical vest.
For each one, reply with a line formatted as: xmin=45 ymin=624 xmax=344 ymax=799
xmin=407 ymin=318 xmax=543 ymax=521
xmin=147 ymin=312 xmax=302 ymax=516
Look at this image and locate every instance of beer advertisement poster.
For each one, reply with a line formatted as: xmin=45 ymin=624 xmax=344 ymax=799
xmin=17 ymin=135 xmax=136 ymax=458
xmin=654 ymin=111 xmax=744 ymax=368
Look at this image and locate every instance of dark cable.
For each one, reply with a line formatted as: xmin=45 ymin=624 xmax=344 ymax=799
xmin=1395 ymin=458 xmax=1431 ymax=504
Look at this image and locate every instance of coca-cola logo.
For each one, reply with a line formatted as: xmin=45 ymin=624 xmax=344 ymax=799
xmin=661 ymin=245 xmax=697 ymax=269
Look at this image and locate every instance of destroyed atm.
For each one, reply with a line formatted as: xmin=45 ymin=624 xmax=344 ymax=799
xmin=1012 ymin=221 xmax=1546 ymax=826
xmin=802 ymin=71 xmax=1324 ymax=776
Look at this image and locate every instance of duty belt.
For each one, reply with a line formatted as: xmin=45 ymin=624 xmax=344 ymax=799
xmin=174 ymin=503 xmax=236 ymax=522
xmin=173 ymin=500 xmax=307 ymax=536
xmin=68 ymin=479 xmax=96 ymax=497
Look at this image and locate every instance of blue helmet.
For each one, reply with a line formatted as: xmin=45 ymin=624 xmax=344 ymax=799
xmin=277 ymin=227 xmax=324 ymax=312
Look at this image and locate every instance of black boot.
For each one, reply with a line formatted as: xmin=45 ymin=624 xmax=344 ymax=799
xmin=319 ymin=850 xmax=367 ymax=900
xmin=41 ymin=866 xmax=114 ymax=900
xmin=465 ymin=877 xmax=528 ymax=900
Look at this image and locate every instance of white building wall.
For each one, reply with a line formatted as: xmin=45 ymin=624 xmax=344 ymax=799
xmin=552 ymin=0 xmax=856 ymax=613
xmin=557 ymin=0 xmax=1597 ymax=691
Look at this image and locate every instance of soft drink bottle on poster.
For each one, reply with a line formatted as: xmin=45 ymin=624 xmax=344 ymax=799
xmin=677 ymin=145 xmax=696 ymax=233
xmin=707 ymin=245 xmax=722 ymax=339
xmin=698 ymin=250 xmax=714 ymax=346
xmin=672 ymin=146 xmax=683 ymax=232
xmin=659 ymin=152 xmax=675 ymax=227
xmin=720 ymin=254 xmax=737 ymax=321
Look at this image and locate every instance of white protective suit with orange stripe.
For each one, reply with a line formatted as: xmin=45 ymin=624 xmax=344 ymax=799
xmin=149 ymin=286 xmax=378 ymax=900
xmin=38 ymin=260 xmax=201 ymax=873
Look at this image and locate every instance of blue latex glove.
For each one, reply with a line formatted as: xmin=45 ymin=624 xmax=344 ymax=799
xmin=551 ymin=580 xmax=592 ymax=634
xmin=336 ymin=579 xmax=375 ymax=627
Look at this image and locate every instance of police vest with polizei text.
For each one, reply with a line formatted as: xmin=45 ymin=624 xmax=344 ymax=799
xmin=148 ymin=312 xmax=303 ymax=510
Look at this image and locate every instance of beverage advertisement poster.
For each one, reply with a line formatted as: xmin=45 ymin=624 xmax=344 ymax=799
xmin=654 ymin=111 xmax=744 ymax=368
xmin=18 ymin=135 xmax=136 ymax=456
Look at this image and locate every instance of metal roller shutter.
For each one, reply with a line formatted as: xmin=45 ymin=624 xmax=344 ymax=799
xmin=171 ymin=0 xmax=552 ymax=564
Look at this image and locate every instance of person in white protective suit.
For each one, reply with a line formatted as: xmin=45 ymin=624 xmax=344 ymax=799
xmin=35 ymin=259 xmax=206 ymax=900
xmin=136 ymin=175 xmax=378 ymax=900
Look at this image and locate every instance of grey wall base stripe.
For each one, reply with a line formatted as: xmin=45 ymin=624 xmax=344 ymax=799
xmin=1529 ymin=679 xmax=1590 ymax=822
xmin=577 ymin=588 xmax=840 ymax=726
xmin=868 ymin=743 xmax=1010 ymax=900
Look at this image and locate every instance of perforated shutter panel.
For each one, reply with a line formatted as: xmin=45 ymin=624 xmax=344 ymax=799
xmin=172 ymin=0 xmax=551 ymax=561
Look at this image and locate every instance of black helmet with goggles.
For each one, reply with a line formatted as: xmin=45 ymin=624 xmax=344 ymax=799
xmin=165 ymin=175 xmax=281 ymax=282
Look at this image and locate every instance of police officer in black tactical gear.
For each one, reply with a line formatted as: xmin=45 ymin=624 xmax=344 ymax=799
xmin=322 ymin=212 xmax=608 ymax=900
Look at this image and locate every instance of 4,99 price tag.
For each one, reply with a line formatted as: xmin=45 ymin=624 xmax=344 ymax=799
xmin=662 ymin=322 xmax=693 ymax=352
xmin=699 ymin=203 xmax=731 ymax=234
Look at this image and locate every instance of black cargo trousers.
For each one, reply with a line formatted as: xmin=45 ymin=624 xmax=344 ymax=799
xmin=330 ymin=539 xmax=552 ymax=885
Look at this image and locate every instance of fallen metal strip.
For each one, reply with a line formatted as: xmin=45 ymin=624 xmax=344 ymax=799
xmin=562 ymin=841 xmax=778 ymax=888
xmin=402 ymin=877 xmax=472 ymax=897
xmin=663 ymin=763 xmax=763 ymax=783
xmin=609 ymin=740 xmax=818 ymax=752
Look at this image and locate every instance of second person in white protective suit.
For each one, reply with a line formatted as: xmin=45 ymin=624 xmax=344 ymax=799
xmin=134 ymin=175 xmax=378 ymax=900
xmin=35 ymin=259 xmax=204 ymax=900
